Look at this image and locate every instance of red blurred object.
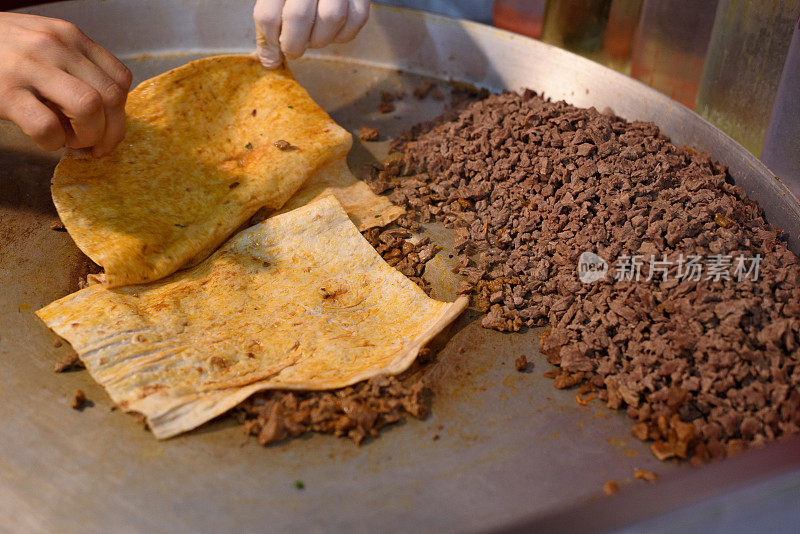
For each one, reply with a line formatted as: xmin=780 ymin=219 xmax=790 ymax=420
xmin=493 ymin=0 xmax=547 ymax=40
xmin=603 ymin=0 xmax=641 ymax=61
xmin=629 ymin=0 xmax=717 ymax=109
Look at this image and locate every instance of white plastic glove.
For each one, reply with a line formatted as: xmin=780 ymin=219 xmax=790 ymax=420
xmin=254 ymin=0 xmax=370 ymax=69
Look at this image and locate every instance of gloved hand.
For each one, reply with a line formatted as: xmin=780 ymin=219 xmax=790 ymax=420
xmin=254 ymin=0 xmax=370 ymax=69
xmin=0 ymin=13 xmax=132 ymax=156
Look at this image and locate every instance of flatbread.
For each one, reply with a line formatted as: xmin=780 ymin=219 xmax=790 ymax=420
xmin=52 ymin=54 xmax=352 ymax=287
xmin=37 ymin=196 xmax=467 ymax=439
xmin=280 ymin=158 xmax=404 ymax=230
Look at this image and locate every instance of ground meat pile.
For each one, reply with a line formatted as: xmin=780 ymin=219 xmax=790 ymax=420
xmin=375 ymin=89 xmax=800 ymax=463
xmin=234 ymin=376 xmax=428 ymax=446
xmin=234 ymin=226 xmax=438 ymax=446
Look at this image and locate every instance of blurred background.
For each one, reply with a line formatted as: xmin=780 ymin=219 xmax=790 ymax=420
xmin=378 ymin=0 xmax=800 ymax=190
xmin=3 ymin=0 xmax=799 ymax=182
xmin=379 ymin=0 xmax=800 ymax=161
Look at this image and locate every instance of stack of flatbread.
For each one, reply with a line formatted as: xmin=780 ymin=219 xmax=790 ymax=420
xmin=37 ymin=55 xmax=466 ymax=439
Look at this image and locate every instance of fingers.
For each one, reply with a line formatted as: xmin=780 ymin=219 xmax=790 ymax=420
xmin=280 ymin=0 xmax=317 ymax=59
xmin=255 ymin=26 xmax=283 ymax=69
xmin=0 ymin=14 xmax=130 ymax=154
xmin=2 ymin=90 xmax=65 ymax=151
xmin=91 ymin=90 xmax=126 ymax=157
xmin=61 ymin=53 xmax=128 ymax=155
xmin=29 ymin=65 xmax=106 ymax=149
xmin=78 ymin=33 xmax=133 ymax=92
xmin=253 ymin=0 xmax=370 ymax=66
xmin=333 ymin=0 xmax=370 ymax=43
xmin=26 ymin=18 xmax=132 ymax=94
xmin=308 ymin=0 xmax=347 ymax=49
xmin=77 ymin=37 xmax=130 ymax=156
xmin=254 ymin=0 xmax=286 ymax=68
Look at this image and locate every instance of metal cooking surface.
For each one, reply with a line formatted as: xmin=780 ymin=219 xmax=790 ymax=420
xmin=0 ymin=52 xmax=676 ymax=534
xmin=1 ymin=2 xmax=799 ymax=533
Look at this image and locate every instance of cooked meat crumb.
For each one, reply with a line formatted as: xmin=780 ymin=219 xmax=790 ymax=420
xmin=50 ymin=221 xmax=66 ymax=231
xmin=603 ymin=480 xmax=619 ymax=496
xmin=515 ymin=355 xmax=528 ymax=372
xmin=54 ymin=352 xmax=83 ymax=373
xmin=378 ymin=101 xmax=395 ymax=114
xmin=381 ymin=90 xmax=404 ymax=102
xmin=274 ymin=140 xmax=295 ymax=150
xmin=70 ymin=389 xmax=87 ymax=410
xmin=553 ymin=371 xmax=584 ymax=390
xmin=358 ymin=126 xmax=380 ymax=142
xmin=380 ymin=89 xmax=800 ymax=463
xmin=447 ymin=80 xmax=491 ymax=100
xmin=133 ymin=413 xmax=149 ymax=430
xmin=413 ymin=81 xmax=437 ymax=100
xmin=634 ymin=468 xmax=658 ymax=482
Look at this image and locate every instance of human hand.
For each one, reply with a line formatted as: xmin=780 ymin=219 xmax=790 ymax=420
xmin=0 ymin=13 xmax=132 ymax=156
xmin=254 ymin=0 xmax=370 ymax=69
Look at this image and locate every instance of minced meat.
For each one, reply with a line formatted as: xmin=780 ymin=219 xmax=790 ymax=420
xmin=377 ymin=88 xmax=800 ymax=462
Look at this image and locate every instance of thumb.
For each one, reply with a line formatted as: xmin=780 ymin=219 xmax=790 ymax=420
xmin=255 ymin=24 xmax=283 ymax=69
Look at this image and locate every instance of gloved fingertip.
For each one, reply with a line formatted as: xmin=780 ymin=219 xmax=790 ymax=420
xmin=261 ymin=57 xmax=284 ymax=69
xmin=257 ymin=47 xmax=284 ymax=69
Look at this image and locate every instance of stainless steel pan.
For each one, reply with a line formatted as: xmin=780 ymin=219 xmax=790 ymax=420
xmin=1 ymin=2 xmax=798 ymax=532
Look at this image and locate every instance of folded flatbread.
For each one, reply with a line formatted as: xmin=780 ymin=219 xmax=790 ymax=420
xmin=52 ymin=54 xmax=356 ymax=287
xmin=283 ymin=158 xmax=404 ymax=230
xmin=37 ymin=196 xmax=467 ymax=439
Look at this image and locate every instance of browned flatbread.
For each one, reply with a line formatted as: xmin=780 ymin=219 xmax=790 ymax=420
xmin=52 ymin=54 xmax=352 ymax=287
xmin=37 ymin=196 xmax=467 ymax=439
xmin=280 ymin=158 xmax=404 ymax=230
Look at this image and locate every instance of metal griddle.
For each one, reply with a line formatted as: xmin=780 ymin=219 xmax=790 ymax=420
xmin=1 ymin=2 xmax=799 ymax=533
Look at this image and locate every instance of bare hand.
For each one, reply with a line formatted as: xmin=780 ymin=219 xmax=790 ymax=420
xmin=0 ymin=13 xmax=132 ymax=156
xmin=254 ymin=0 xmax=370 ymax=69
